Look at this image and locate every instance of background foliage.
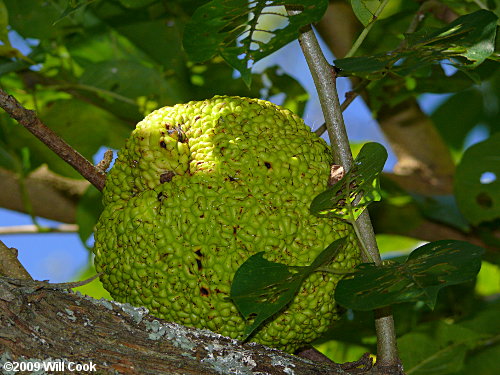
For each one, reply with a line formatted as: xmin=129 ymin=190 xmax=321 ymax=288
xmin=0 ymin=0 xmax=499 ymax=373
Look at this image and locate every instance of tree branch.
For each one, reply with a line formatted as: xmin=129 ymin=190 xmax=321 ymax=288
xmin=0 ymin=241 xmax=32 ymax=280
xmin=317 ymin=2 xmax=456 ymax=196
xmin=0 ymin=276 xmax=375 ymax=375
xmin=0 ymin=224 xmax=78 ymax=235
xmin=0 ymin=88 xmax=106 ymax=191
xmin=0 ymin=166 xmax=88 ymax=223
xmin=288 ymin=9 xmax=402 ymax=372
xmin=314 ymin=80 xmax=369 ymax=137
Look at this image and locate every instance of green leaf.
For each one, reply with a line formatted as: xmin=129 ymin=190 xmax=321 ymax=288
xmin=76 ymin=185 xmax=103 ymax=245
xmin=335 ymin=240 xmax=484 ymax=311
xmin=118 ymin=0 xmax=156 ymax=9
xmin=230 ymin=237 xmax=346 ymax=340
xmin=0 ymin=0 xmax=10 ymax=45
xmin=78 ymin=60 xmax=184 ymax=120
xmin=334 ymin=53 xmax=394 ymax=77
xmin=432 ymin=89 xmax=484 ymax=153
xmin=412 ymin=194 xmax=470 ymax=232
xmin=264 ymin=66 xmax=309 ymax=116
xmin=460 ymin=344 xmax=500 ymax=375
xmin=421 ymin=9 xmax=498 ymax=67
xmin=3 ymin=0 xmax=74 ymax=39
xmin=454 ymin=133 xmax=500 ymax=225
xmin=335 ymin=10 xmax=498 ymax=79
xmin=310 ymin=142 xmax=387 ymax=221
xmin=399 ymin=320 xmax=487 ymax=375
xmin=183 ymin=0 xmax=328 ymax=86
xmin=459 ymin=299 xmax=500 ymax=336
xmin=351 ymin=0 xmax=380 ymax=26
xmin=53 ymin=0 xmax=96 ymax=25
xmin=475 ymin=261 xmax=500 ymax=297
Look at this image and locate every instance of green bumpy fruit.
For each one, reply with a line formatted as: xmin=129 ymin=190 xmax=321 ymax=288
xmin=94 ymin=96 xmax=361 ymax=353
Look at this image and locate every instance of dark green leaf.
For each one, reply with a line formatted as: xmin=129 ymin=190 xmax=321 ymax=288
xmin=0 ymin=0 xmax=10 ymax=44
xmin=183 ymin=0 xmax=328 ymax=86
xmin=460 ymin=344 xmax=500 ymax=375
xmin=432 ymin=89 xmax=484 ymax=152
xmin=414 ymin=65 xmax=475 ymax=94
xmin=230 ymin=252 xmax=307 ymax=339
xmin=4 ymin=0 xmax=75 ymax=39
xmin=118 ymin=0 xmax=156 ymax=9
xmin=78 ymin=60 xmax=185 ymax=120
xmin=264 ymin=66 xmax=309 ymax=117
xmin=455 ymin=133 xmax=500 ymax=225
xmin=420 ymin=9 xmax=498 ymax=67
xmin=334 ymin=53 xmax=394 ymax=77
xmin=230 ymin=237 xmax=346 ymax=340
xmin=53 ymin=0 xmax=96 ymax=25
xmin=335 ymin=240 xmax=484 ymax=311
xmin=310 ymin=142 xmax=387 ymax=221
xmin=76 ymin=185 xmax=103 ymax=245
xmin=412 ymin=194 xmax=470 ymax=232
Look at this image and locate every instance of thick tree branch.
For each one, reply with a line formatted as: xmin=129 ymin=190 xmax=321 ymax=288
xmin=0 ymin=277 xmax=375 ymax=375
xmin=0 ymin=241 xmax=32 ymax=280
xmin=0 ymin=88 xmax=106 ymax=191
xmin=0 ymin=166 xmax=88 ymax=223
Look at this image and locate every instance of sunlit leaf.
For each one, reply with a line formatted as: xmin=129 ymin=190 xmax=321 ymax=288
xmin=310 ymin=142 xmax=387 ymax=221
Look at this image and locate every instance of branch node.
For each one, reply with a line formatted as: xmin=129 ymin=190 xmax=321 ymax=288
xmin=96 ymin=150 xmax=114 ymax=173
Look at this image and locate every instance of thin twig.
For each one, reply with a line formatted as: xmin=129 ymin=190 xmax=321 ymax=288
xmin=0 ymin=88 xmax=106 ymax=191
xmin=397 ymin=1 xmax=432 ymax=51
xmin=288 ymin=8 xmax=401 ymax=371
xmin=4 ymin=272 xmax=102 ymax=290
xmin=0 ymin=224 xmax=79 ymax=235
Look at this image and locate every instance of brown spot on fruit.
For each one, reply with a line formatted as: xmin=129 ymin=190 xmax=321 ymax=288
xmin=160 ymin=171 xmax=175 ymax=183
xmin=195 ymin=249 xmax=203 ymax=270
xmin=200 ymin=287 xmax=209 ymax=296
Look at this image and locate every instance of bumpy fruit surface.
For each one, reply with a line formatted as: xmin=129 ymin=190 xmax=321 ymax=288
xmin=94 ymin=96 xmax=361 ymax=353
